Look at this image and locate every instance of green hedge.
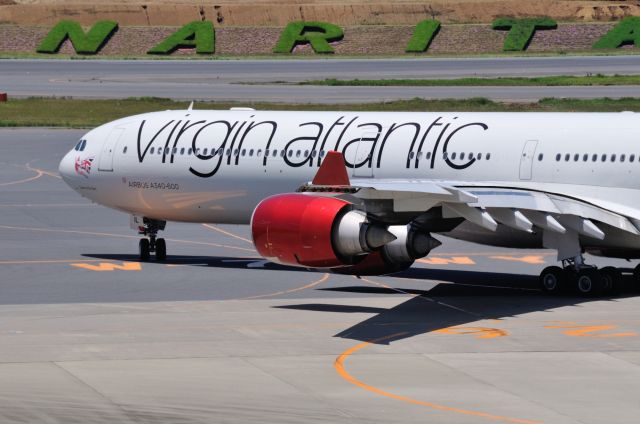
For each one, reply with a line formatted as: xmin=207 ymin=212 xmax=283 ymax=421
xmin=273 ymin=21 xmax=344 ymax=54
xmin=593 ymin=17 xmax=640 ymax=49
xmin=36 ymin=20 xmax=118 ymax=54
xmin=148 ymin=21 xmax=215 ymax=55
xmin=405 ymin=20 xmax=440 ymax=53
xmin=492 ymin=18 xmax=557 ymax=51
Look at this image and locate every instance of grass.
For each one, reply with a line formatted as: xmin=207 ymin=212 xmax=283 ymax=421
xmin=2 ymin=97 xmax=640 ymax=128
xmin=298 ymin=74 xmax=640 ymax=87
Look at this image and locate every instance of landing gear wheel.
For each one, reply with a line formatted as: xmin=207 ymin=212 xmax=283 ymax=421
xmin=574 ymin=269 xmax=603 ymax=297
xmin=155 ymin=238 xmax=166 ymax=261
xmin=633 ymin=264 xmax=640 ymax=292
xmin=600 ymin=266 xmax=623 ymax=295
xmin=139 ymin=238 xmax=150 ymax=261
xmin=539 ymin=266 xmax=566 ymax=295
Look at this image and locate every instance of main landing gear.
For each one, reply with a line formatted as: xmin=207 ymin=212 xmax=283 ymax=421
xmin=135 ymin=217 xmax=167 ymax=262
xmin=539 ymin=254 xmax=624 ymax=297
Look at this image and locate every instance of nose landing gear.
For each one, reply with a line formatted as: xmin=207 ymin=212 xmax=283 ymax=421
xmin=134 ymin=217 xmax=167 ymax=261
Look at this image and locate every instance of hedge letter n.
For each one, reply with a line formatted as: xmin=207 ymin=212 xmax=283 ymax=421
xmin=36 ymin=20 xmax=118 ymax=55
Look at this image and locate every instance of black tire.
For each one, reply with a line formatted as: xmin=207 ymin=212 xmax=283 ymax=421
xmin=539 ymin=266 xmax=566 ymax=295
xmin=139 ymin=238 xmax=150 ymax=261
xmin=574 ymin=269 xmax=603 ymax=296
xmin=155 ymin=238 xmax=167 ymax=261
xmin=633 ymin=264 xmax=640 ymax=292
xmin=600 ymin=266 xmax=623 ymax=295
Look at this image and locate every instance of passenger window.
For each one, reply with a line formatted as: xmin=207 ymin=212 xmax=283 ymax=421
xmin=188 ymin=148 xmax=192 ymax=155
xmin=460 ymin=152 xmax=465 ymax=160
xmin=158 ymin=149 xmax=162 ymax=155
xmin=257 ymin=149 xmax=262 ymax=157
xmin=288 ymin=150 xmax=293 ymax=157
xmin=486 ymin=153 xmax=491 ymax=160
xmin=611 ymin=154 xmax=616 ymax=162
xmin=241 ymin=149 xmax=246 ymax=157
xmin=573 ymin=154 xmax=579 ymax=162
xmin=123 ymin=146 xmax=128 ymax=154
xmin=249 ymin=149 xmax=254 ymax=157
xmin=631 ymin=154 xmax=636 ymax=162
xmin=582 ymin=154 xmax=588 ymax=162
xmin=304 ymin=150 xmax=309 ymax=157
xmin=180 ymin=147 xmax=185 ymax=155
xmin=601 ymin=154 xmax=607 ymax=162
xmin=311 ymin=150 xmax=317 ymax=157
xmin=234 ymin=149 xmax=239 ymax=156
xmin=410 ymin=152 xmax=415 ymax=159
xmin=621 ymin=154 xmax=626 ymax=162
xmin=477 ymin=153 xmax=482 ymax=160
xmin=426 ymin=152 xmax=432 ymax=160
xmin=443 ymin=152 xmax=448 ymax=159
xmin=296 ymin=150 xmax=301 ymax=157
xmin=592 ymin=154 xmax=597 ymax=162
xmin=555 ymin=154 xmax=561 ymax=161
xmin=226 ymin=149 xmax=231 ymax=156
xmin=451 ymin=152 xmax=457 ymax=160
xmin=150 ymin=147 xmax=155 ymax=154
xmin=417 ymin=151 xmax=423 ymax=159
xmin=80 ymin=140 xmax=86 ymax=151
xmin=564 ymin=154 xmax=570 ymax=161
xmin=203 ymin=148 xmax=208 ymax=155
xmin=538 ymin=153 xmax=544 ymax=161
xmin=320 ymin=151 xmax=326 ymax=157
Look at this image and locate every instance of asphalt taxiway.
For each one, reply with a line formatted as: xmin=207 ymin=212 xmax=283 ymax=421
xmin=4 ymin=56 xmax=640 ymax=102
xmin=2 ymin=127 xmax=640 ymax=424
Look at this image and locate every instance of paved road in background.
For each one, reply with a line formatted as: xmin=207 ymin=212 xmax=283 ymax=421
xmin=2 ymin=128 xmax=640 ymax=423
xmin=3 ymin=56 xmax=640 ymax=102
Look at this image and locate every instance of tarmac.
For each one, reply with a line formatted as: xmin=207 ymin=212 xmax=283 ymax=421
xmin=4 ymin=56 xmax=640 ymax=102
xmin=2 ymin=127 xmax=640 ymax=423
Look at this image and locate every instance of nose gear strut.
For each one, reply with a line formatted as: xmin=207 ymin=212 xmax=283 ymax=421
xmin=134 ymin=216 xmax=167 ymax=261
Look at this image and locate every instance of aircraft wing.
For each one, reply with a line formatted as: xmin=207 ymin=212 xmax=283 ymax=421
xmin=300 ymin=151 xmax=640 ymax=239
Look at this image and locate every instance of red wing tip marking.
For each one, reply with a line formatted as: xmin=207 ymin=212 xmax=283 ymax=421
xmin=312 ymin=151 xmax=350 ymax=186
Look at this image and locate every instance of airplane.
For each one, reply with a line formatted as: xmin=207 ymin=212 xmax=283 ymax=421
xmin=58 ymin=106 xmax=640 ymax=297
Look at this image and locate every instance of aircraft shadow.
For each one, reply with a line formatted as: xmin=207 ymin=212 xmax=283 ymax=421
xmin=83 ymin=253 xmax=637 ymax=346
xmin=276 ymin=270 xmax=637 ymax=345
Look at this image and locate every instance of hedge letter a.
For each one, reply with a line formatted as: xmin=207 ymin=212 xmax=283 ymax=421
xmin=593 ymin=17 xmax=640 ymax=49
xmin=148 ymin=21 xmax=215 ymax=55
xmin=273 ymin=21 xmax=344 ymax=54
xmin=36 ymin=20 xmax=118 ymax=55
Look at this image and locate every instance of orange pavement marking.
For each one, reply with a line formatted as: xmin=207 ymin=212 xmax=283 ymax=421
xmin=0 ymin=168 xmax=43 ymax=186
xmin=418 ymin=256 xmax=475 ymax=265
xmin=238 ymin=273 xmax=329 ymax=300
xmin=25 ymin=163 xmax=61 ymax=179
xmin=0 ymin=259 xmax=101 ymax=265
xmin=334 ymin=333 xmax=539 ymax=424
xmin=202 ymin=223 xmax=252 ymax=244
xmin=545 ymin=323 xmax=637 ymax=338
xmin=489 ymin=255 xmax=546 ymax=264
xmin=433 ymin=326 xmax=509 ymax=339
xmin=70 ymin=261 xmax=142 ymax=272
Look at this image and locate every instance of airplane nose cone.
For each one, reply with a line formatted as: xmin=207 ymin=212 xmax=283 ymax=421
xmin=58 ymin=151 xmax=75 ymax=182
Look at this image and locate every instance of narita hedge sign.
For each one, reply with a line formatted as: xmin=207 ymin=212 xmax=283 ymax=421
xmin=36 ymin=17 xmax=640 ymax=56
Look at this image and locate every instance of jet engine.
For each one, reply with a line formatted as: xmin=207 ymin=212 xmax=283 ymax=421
xmin=251 ymin=194 xmax=396 ymax=268
xmin=332 ymin=225 xmax=441 ymax=275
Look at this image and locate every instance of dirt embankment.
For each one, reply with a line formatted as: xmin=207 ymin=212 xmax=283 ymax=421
xmin=1 ymin=1 xmax=639 ymax=26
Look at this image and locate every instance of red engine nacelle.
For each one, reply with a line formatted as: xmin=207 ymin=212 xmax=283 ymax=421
xmin=251 ymin=194 xmax=352 ymax=268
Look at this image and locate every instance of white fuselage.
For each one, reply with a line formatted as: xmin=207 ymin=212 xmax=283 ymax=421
xmin=58 ymin=109 xmax=640 ymax=250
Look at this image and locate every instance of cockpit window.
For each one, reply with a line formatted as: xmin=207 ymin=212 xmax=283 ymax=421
xmin=74 ymin=139 xmax=86 ymax=151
